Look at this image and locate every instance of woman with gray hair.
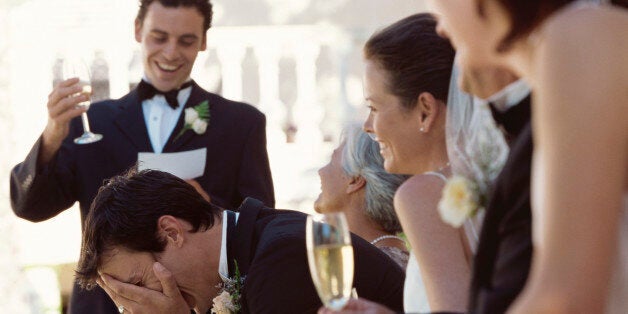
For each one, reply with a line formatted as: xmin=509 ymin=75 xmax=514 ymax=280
xmin=314 ymin=124 xmax=410 ymax=268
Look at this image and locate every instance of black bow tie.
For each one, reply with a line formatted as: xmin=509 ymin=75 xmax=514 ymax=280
xmin=488 ymin=95 xmax=532 ymax=142
xmin=136 ymin=80 xmax=193 ymax=109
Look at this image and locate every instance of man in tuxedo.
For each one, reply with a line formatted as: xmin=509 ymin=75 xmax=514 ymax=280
xmin=461 ymin=68 xmax=533 ymax=314
xmin=10 ymin=1 xmax=274 ymax=312
xmin=77 ymin=169 xmax=405 ymax=314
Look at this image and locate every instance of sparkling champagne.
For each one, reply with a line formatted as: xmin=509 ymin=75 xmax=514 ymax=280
xmin=308 ymin=243 xmax=354 ymax=310
xmin=76 ymin=83 xmax=92 ymax=109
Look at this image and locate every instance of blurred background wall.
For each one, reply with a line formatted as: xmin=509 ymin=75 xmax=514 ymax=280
xmin=0 ymin=0 xmax=426 ymax=312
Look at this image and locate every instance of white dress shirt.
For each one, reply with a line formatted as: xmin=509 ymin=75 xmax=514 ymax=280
xmin=486 ymin=79 xmax=531 ymax=112
xmin=219 ymin=211 xmax=240 ymax=282
xmin=140 ymin=78 xmax=193 ymax=153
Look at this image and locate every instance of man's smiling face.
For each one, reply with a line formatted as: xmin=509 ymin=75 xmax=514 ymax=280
xmin=135 ymin=1 xmax=207 ymax=92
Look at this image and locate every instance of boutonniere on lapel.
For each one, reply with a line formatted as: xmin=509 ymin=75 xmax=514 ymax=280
xmin=211 ymin=261 xmax=245 ymax=314
xmin=174 ymin=100 xmax=210 ymax=141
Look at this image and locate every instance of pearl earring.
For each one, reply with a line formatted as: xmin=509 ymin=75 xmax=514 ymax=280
xmin=420 ymin=127 xmax=425 ymax=132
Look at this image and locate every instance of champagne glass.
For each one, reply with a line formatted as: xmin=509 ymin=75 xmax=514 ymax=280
xmin=61 ymin=56 xmax=103 ymax=144
xmin=306 ymin=212 xmax=354 ymax=311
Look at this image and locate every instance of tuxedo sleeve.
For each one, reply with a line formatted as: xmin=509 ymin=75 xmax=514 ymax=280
xmin=10 ymin=124 xmax=79 ymax=222
xmin=242 ymin=235 xmax=321 ymax=314
xmin=242 ymin=233 xmax=404 ymax=314
xmin=236 ymin=113 xmax=275 ymax=207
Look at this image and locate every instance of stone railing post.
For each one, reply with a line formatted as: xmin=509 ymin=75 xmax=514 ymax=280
xmin=216 ymin=44 xmax=246 ymax=101
xmin=254 ymin=45 xmax=287 ymax=144
xmin=293 ymin=43 xmax=322 ymax=144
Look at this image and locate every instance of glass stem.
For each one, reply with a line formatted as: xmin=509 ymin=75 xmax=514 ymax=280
xmin=81 ymin=112 xmax=92 ymax=133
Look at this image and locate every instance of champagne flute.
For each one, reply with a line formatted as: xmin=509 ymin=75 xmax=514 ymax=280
xmin=61 ymin=56 xmax=103 ymax=144
xmin=306 ymin=212 xmax=354 ymax=311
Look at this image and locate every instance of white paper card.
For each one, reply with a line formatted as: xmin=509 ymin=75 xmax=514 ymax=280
xmin=138 ymin=148 xmax=207 ymax=180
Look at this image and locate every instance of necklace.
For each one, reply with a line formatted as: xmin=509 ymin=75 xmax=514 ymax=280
xmin=370 ymin=235 xmax=405 ymax=246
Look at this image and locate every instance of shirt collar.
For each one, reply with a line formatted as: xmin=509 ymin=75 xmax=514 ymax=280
xmin=218 ymin=211 xmax=239 ymax=282
xmin=486 ymin=79 xmax=531 ymax=112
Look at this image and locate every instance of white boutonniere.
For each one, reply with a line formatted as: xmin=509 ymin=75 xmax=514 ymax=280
xmin=438 ymin=175 xmax=484 ymax=227
xmin=211 ymin=261 xmax=245 ymax=314
xmin=174 ymin=100 xmax=210 ymax=141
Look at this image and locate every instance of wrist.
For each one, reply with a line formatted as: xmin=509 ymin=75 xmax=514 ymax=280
xmin=40 ymin=126 xmax=65 ymax=165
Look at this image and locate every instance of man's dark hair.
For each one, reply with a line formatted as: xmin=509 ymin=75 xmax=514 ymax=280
xmin=75 ymin=169 xmax=221 ymax=289
xmin=137 ymin=0 xmax=214 ymax=33
xmin=364 ymin=13 xmax=455 ymax=109
xmin=478 ymin=0 xmax=628 ymax=52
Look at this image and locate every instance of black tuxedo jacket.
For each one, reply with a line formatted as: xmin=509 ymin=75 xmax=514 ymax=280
xmin=468 ymin=96 xmax=533 ymax=313
xmin=226 ymin=198 xmax=405 ymax=314
xmin=10 ymin=82 xmax=275 ymax=314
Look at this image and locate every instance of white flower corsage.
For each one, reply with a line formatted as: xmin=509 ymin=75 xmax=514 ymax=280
xmin=211 ymin=291 xmax=237 ymax=314
xmin=438 ymin=175 xmax=484 ymax=227
xmin=174 ymin=100 xmax=210 ymax=141
xmin=211 ymin=261 xmax=245 ymax=314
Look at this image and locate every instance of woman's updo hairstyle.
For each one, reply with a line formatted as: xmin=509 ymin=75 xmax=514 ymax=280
xmin=364 ymin=13 xmax=455 ymax=110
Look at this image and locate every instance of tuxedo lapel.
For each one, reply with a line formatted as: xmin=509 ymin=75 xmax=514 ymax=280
xmin=489 ymin=95 xmax=531 ymax=144
xmin=470 ymin=118 xmax=534 ymax=312
xmin=113 ymin=90 xmax=153 ymax=152
xmin=227 ymin=198 xmax=265 ymax=276
xmin=162 ymin=81 xmax=210 ymax=152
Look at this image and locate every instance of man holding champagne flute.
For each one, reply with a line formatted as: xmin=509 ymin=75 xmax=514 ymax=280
xmin=10 ymin=0 xmax=274 ymax=313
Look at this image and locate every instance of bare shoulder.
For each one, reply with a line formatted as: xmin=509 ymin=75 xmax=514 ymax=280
xmin=548 ymin=4 xmax=628 ymax=27
xmin=543 ymin=5 xmax=628 ymax=52
xmin=536 ymin=5 xmax=628 ymax=116
xmin=394 ymin=174 xmax=446 ymax=213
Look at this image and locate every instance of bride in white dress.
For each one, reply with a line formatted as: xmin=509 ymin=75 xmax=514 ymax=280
xmin=324 ymin=13 xmax=513 ymax=314
xmin=403 ymin=61 xmax=510 ymax=313
xmin=361 ymin=13 xmax=470 ymax=313
xmin=427 ymin=0 xmax=628 ymax=312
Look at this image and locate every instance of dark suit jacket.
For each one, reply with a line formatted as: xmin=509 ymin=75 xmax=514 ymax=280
xmin=226 ymin=198 xmax=405 ymax=314
xmin=10 ymin=81 xmax=275 ymax=313
xmin=468 ymin=96 xmax=533 ymax=314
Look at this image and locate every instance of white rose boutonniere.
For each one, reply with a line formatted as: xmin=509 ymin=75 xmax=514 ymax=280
xmin=184 ymin=107 xmax=199 ymax=125
xmin=438 ymin=175 xmax=483 ymax=227
xmin=211 ymin=261 xmax=245 ymax=314
xmin=174 ymin=100 xmax=210 ymax=141
xmin=192 ymin=118 xmax=208 ymax=134
xmin=211 ymin=291 xmax=236 ymax=314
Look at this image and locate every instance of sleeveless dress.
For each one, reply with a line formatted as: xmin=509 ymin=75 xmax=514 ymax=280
xmin=403 ymin=171 xmax=481 ymax=312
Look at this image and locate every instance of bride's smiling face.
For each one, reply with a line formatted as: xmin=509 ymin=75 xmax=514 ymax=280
xmin=427 ymin=0 xmax=511 ymax=71
xmin=362 ymin=61 xmax=424 ymax=174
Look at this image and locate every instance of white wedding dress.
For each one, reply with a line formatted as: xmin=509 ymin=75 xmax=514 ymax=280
xmin=404 ymin=251 xmax=430 ymax=313
xmin=403 ymin=172 xmax=483 ymax=313
xmin=403 ymin=62 xmax=495 ymax=312
xmin=403 ymin=218 xmax=482 ymax=313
